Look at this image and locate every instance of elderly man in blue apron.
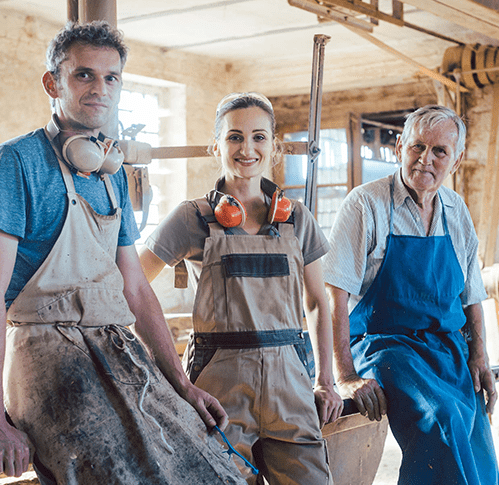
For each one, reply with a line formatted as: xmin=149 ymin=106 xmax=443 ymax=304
xmin=0 ymin=21 xmax=245 ymax=484
xmin=324 ymin=105 xmax=498 ymax=484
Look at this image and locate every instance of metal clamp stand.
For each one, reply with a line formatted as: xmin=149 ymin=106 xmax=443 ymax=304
xmin=304 ymin=34 xmax=330 ymax=215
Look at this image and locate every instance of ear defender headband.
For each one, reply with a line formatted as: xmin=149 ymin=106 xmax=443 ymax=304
xmin=62 ymin=133 xmax=124 ymax=175
xmin=214 ymin=188 xmax=292 ymax=228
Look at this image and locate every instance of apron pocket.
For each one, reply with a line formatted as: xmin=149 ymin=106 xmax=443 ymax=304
xmin=81 ymin=327 xmax=149 ymax=386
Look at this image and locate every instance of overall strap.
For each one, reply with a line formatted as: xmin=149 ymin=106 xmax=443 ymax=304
xmin=102 ymin=174 xmax=118 ymax=211
xmin=389 ymin=177 xmax=395 ymax=235
xmin=175 ymin=196 xmax=219 ymax=289
xmin=195 ymin=196 xmax=225 ymax=236
xmin=57 ymin=156 xmax=78 ymax=197
xmin=277 ymin=220 xmax=295 ymax=236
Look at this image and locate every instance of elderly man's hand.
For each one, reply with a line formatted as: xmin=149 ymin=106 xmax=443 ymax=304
xmin=468 ymin=355 xmax=497 ymax=414
xmin=336 ymin=374 xmax=387 ymax=422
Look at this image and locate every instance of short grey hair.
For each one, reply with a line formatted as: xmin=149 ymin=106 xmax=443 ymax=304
xmin=400 ymin=105 xmax=466 ymax=155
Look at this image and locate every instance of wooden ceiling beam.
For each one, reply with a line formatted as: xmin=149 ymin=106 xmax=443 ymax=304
xmin=402 ymin=0 xmax=499 ymax=41
xmin=321 ymin=0 xmax=404 ymax=26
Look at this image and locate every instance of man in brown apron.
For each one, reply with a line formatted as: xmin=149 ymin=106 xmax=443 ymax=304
xmin=0 ymin=21 xmax=245 ymax=484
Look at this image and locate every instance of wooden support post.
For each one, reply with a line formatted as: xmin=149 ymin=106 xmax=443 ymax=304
xmin=393 ymin=0 xmax=403 ymax=21
xmin=370 ymin=0 xmax=379 ymax=25
xmin=79 ymin=0 xmax=117 ymax=26
xmin=478 ymin=83 xmax=499 ymax=266
xmin=67 ymin=0 xmax=79 ymax=22
xmin=348 ymin=114 xmax=363 ymax=190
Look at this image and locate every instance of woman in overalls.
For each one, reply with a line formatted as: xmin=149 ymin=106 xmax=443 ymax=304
xmin=140 ymin=92 xmax=343 ymax=484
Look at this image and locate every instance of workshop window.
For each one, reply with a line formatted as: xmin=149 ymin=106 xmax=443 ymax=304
xmin=283 ymin=129 xmax=349 ymax=237
xmin=360 ymin=126 xmax=400 ymax=185
xmin=283 ymin=124 xmax=400 ymax=237
xmin=119 ymin=88 xmax=161 ymax=245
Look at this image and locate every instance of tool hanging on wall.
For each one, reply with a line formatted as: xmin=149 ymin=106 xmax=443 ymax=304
xmin=304 ymin=34 xmax=330 ymax=216
xmin=119 ymin=124 xmax=154 ymax=232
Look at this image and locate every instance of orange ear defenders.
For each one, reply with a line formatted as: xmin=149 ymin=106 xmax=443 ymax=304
xmin=267 ymin=188 xmax=292 ymax=224
xmin=214 ymin=189 xmax=292 ymax=228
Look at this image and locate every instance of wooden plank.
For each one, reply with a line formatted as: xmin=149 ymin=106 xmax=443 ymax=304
xmin=150 ymin=141 xmax=308 ymax=160
xmin=151 ymin=145 xmax=210 ymax=159
xmin=370 ymin=0 xmax=380 ymax=25
xmin=402 ymin=0 xmax=499 ymax=41
xmin=393 ymin=0 xmax=404 ymax=21
xmin=324 ymin=0 xmax=404 ymax=26
xmin=288 ymin=0 xmax=374 ymax=31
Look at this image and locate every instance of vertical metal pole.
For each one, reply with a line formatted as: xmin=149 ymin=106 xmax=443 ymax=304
xmin=304 ymin=34 xmax=330 ymax=215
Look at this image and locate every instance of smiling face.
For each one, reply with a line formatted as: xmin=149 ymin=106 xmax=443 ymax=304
xmin=397 ymin=118 xmax=463 ymax=200
xmin=43 ymin=43 xmax=122 ymax=136
xmin=217 ymin=106 xmax=275 ymax=181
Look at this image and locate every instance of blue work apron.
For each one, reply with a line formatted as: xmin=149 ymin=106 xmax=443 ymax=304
xmin=349 ymin=180 xmax=498 ymax=485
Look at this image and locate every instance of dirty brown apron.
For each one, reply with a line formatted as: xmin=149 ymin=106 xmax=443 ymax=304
xmin=182 ymin=194 xmax=332 ymax=485
xmin=4 ymin=153 xmax=245 ymax=485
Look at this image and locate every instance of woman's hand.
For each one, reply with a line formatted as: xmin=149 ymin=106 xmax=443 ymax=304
xmin=314 ymin=384 xmax=344 ymax=427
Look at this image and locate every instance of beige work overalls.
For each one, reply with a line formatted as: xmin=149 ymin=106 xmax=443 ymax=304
xmin=4 ymin=146 xmax=245 ymax=485
xmin=182 ymin=192 xmax=332 ymax=485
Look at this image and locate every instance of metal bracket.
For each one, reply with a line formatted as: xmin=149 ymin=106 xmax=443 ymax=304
xmin=308 ymin=140 xmax=321 ymax=162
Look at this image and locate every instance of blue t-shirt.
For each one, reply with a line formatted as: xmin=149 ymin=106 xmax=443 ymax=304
xmin=0 ymin=128 xmax=140 ymax=307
